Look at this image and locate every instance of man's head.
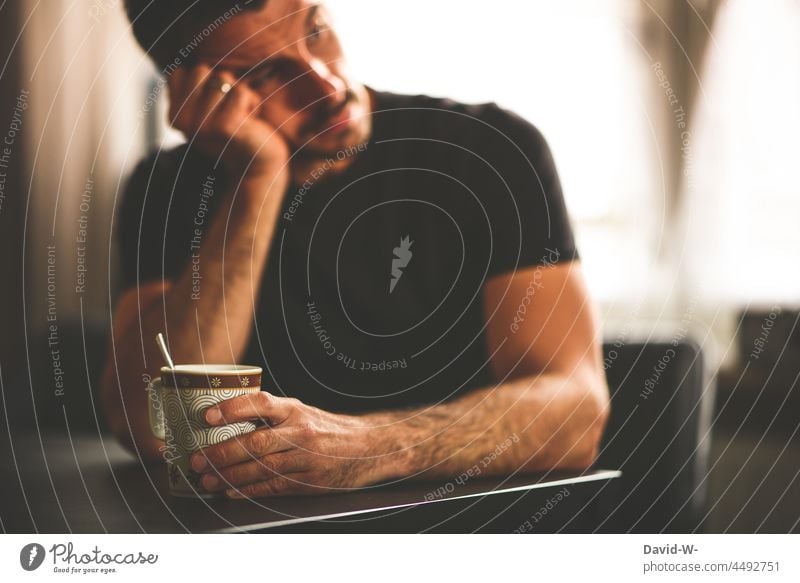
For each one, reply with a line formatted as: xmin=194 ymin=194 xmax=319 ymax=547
xmin=125 ymin=0 xmax=371 ymax=161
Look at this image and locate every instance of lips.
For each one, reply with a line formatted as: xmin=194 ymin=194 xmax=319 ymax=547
xmin=324 ymin=102 xmax=355 ymax=132
xmin=308 ymin=92 xmax=357 ymax=137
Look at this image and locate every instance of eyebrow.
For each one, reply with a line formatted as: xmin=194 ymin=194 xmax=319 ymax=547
xmin=305 ymin=3 xmax=321 ymax=26
xmin=235 ymin=59 xmax=274 ymax=81
xmin=230 ymin=3 xmax=322 ymax=79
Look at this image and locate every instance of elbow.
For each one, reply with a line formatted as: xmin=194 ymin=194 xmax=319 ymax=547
xmin=523 ymin=375 xmax=611 ymax=473
xmin=572 ymin=379 xmax=611 ymax=470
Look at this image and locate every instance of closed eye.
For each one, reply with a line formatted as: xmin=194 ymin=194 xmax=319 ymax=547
xmin=306 ymin=6 xmax=329 ymax=45
xmin=308 ymin=21 xmax=326 ymax=42
xmin=243 ymin=62 xmax=278 ymax=87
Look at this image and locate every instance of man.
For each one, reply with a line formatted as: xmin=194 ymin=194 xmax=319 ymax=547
xmin=102 ymin=0 xmax=610 ymax=499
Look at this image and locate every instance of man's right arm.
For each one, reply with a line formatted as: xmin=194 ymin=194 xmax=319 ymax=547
xmin=100 ymin=65 xmax=290 ymax=461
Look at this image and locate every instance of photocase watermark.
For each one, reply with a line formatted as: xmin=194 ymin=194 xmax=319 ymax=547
xmin=652 ymin=61 xmax=695 ymax=193
xmin=20 ymin=543 xmax=46 ymax=571
xmin=750 ymin=307 xmax=781 ymax=360
xmin=389 ymin=235 xmax=413 ymax=293
xmin=512 ymin=486 xmax=571 ymax=533
xmin=639 ymin=348 xmax=677 ymax=401
xmin=23 ymin=541 xmax=159 ymax=574
xmin=0 ymin=88 xmax=29 ymax=216
xmin=139 ymin=3 xmax=246 ymax=119
xmin=423 ymin=433 xmax=520 ymax=502
xmin=88 ymin=0 xmax=121 ymax=23
xmin=653 ymin=61 xmax=680 ymax=108
xmin=46 ymin=243 xmax=65 ymax=398
xmin=509 ymin=248 xmax=561 ymax=334
xmin=189 ymin=175 xmax=216 ymax=300
xmin=143 ymin=373 xmax=181 ymax=465
xmin=306 ymin=299 xmax=407 ymax=371
xmin=74 ymin=175 xmax=93 ymax=294
xmin=640 ymin=293 xmax=698 ymax=400
xmin=283 ymin=142 xmax=369 ymax=222
xmin=603 ymin=302 xmax=641 ymax=371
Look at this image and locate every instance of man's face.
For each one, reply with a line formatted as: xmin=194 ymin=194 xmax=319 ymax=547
xmin=194 ymin=0 xmax=370 ymax=159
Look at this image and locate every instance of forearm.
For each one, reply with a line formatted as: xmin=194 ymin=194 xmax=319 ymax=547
xmin=102 ymin=172 xmax=286 ymax=459
xmin=160 ymin=173 xmax=286 ymax=363
xmin=362 ymin=372 xmax=609 ymax=482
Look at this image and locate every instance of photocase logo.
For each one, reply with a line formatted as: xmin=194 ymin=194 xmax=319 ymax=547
xmin=389 ymin=235 xmax=414 ymax=293
xmin=19 ymin=543 xmax=46 ymax=571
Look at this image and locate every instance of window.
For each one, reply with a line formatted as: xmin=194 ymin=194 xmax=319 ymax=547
xmin=679 ymin=0 xmax=800 ymax=305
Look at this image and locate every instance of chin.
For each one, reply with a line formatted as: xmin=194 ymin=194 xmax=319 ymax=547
xmin=306 ymin=126 xmax=362 ymax=156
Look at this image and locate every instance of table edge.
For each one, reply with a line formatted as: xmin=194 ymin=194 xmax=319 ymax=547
xmin=211 ymin=469 xmax=622 ymax=533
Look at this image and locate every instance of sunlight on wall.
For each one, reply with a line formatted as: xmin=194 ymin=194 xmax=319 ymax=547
xmin=680 ymin=0 xmax=800 ymax=306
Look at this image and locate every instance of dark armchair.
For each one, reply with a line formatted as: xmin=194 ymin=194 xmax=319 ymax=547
xmin=596 ymin=339 xmax=713 ymax=533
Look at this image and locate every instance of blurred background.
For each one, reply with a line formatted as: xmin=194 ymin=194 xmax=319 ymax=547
xmin=0 ymin=0 xmax=798 ymax=532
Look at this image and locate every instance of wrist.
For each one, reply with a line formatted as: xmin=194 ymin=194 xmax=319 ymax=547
xmin=241 ymin=161 xmax=290 ymax=195
xmin=224 ymin=165 xmax=289 ymax=217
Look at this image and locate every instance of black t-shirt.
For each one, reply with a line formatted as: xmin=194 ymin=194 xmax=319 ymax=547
xmin=118 ymin=89 xmax=578 ymax=413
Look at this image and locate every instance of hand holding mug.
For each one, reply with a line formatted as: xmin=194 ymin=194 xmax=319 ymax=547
xmin=147 ymin=364 xmax=263 ymax=498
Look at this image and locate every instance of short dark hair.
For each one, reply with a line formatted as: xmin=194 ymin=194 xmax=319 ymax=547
xmin=124 ymin=0 xmax=268 ymax=71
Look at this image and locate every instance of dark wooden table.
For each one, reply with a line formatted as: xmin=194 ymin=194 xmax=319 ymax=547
xmin=1 ymin=433 xmax=620 ymax=533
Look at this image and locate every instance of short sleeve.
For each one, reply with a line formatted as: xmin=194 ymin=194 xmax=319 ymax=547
xmin=479 ymin=104 xmax=579 ymax=278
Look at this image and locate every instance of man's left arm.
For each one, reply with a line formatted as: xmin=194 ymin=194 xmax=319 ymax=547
xmin=188 ymin=262 xmax=610 ymax=498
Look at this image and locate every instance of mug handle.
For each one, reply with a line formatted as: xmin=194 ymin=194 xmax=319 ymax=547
xmin=147 ymin=378 xmax=166 ymax=440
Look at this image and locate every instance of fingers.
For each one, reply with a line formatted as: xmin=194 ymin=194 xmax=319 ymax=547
xmin=191 ymin=70 xmax=237 ymax=131
xmin=190 ymin=424 xmax=297 ymax=472
xmin=163 ymin=62 xmax=288 ymax=170
xmin=199 ymin=451 xmax=304 ymax=492
xmin=213 ymin=80 xmax=259 ymax=135
xmin=168 ymin=64 xmax=241 ymax=135
xmin=168 ymin=64 xmax=211 ymax=131
xmin=204 ymin=392 xmax=298 ymax=426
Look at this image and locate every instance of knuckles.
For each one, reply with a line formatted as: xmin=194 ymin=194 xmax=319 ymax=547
xmin=249 ymin=428 xmax=274 ymax=453
xmin=217 ymin=392 xmax=257 ymax=419
xmin=206 ymin=446 xmax=227 ymax=468
xmin=258 ymin=391 xmax=275 ymax=407
xmin=256 ymin=457 xmax=277 ymax=476
xmin=292 ymin=421 xmax=318 ymax=442
xmin=257 ymin=455 xmax=284 ymax=476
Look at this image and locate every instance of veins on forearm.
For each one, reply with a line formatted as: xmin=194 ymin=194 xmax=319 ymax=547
xmin=364 ymin=378 xmax=531 ymax=479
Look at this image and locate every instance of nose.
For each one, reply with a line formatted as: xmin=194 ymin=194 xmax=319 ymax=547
xmin=288 ymin=56 xmax=346 ymax=110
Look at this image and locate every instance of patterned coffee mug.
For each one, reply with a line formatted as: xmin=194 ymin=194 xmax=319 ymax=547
xmin=147 ymin=364 xmax=262 ymax=498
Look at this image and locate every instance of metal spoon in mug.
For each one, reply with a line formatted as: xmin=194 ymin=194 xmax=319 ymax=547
xmin=156 ymin=333 xmax=175 ymax=370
